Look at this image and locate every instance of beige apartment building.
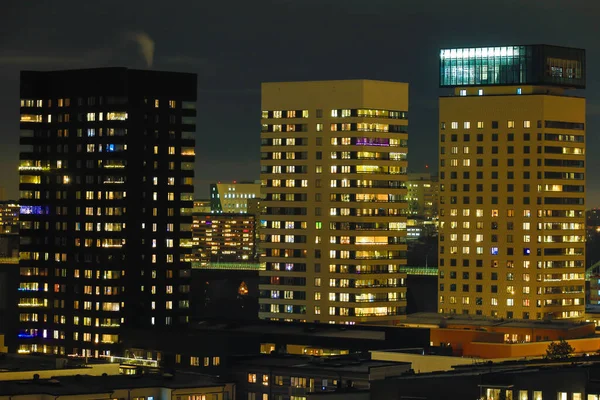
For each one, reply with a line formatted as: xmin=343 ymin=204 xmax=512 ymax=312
xmin=259 ymin=80 xmax=409 ymax=324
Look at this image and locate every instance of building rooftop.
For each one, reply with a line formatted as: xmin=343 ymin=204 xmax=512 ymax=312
xmin=401 ymin=313 xmax=592 ymax=331
xmin=192 ymin=320 xmax=392 ymax=341
xmin=390 ymin=356 xmax=600 ymax=381
xmin=0 ymin=354 xmax=103 ymax=373
xmin=231 ymin=353 xmax=409 ymax=374
xmin=0 ymin=372 xmax=229 ymax=396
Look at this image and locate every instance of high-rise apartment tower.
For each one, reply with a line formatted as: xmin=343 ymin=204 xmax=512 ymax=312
xmin=18 ymin=68 xmax=196 ymax=356
xmin=438 ymin=45 xmax=586 ymax=320
xmin=260 ymin=80 xmax=409 ymax=324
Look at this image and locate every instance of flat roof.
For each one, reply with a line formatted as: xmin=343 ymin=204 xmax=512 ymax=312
xmin=0 ymin=372 xmax=229 ymax=396
xmin=389 ymin=357 xmax=600 ymax=381
xmin=402 ymin=313 xmax=593 ymax=330
xmin=0 ymin=354 xmax=104 ymax=373
xmin=192 ymin=320 xmax=397 ymax=341
xmin=231 ymin=354 xmax=409 ymax=374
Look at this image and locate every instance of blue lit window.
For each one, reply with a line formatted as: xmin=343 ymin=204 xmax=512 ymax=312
xmin=491 ymin=247 xmax=499 ymax=255
xmin=107 ymin=144 xmax=116 ymax=152
xmin=20 ymin=205 xmax=48 ymax=215
xmin=286 ymin=305 xmax=293 ymax=313
xmin=517 ymin=87 xmax=522 ymax=95
xmin=524 ymin=248 xmax=531 ymax=255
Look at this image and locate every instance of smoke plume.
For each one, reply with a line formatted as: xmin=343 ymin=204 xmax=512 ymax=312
xmin=126 ymin=32 xmax=155 ymax=68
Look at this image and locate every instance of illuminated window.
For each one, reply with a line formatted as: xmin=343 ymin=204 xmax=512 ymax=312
xmin=523 ymin=120 xmax=531 ymax=128
xmin=508 ymin=120 xmax=515 ymax=128
xmin=464 ymin=121 xmax=470 ymax=129
xmin=451 ymin=122 xmax=458 ymax=129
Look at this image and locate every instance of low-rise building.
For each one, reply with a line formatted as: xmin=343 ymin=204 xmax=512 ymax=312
xmin=0 ymin=353 xmax=120 ymax=381
xmin=371 ymin=359 xmax=600 ymax=400
xmin=229 ymin=353 xmax=410 ymax=400
xmin=0 ymin=371 xmax=234 ymax=400
xmin=400 ymin=313 xmax=598 ymax=359
xmin=122 ymin=320 xmax=430 ymax=372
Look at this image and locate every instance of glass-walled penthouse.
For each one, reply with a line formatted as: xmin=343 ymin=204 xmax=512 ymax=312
xmin=440 ymin=45 xmax=585 ymax=89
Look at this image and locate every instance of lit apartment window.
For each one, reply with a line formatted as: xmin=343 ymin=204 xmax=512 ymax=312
xmin=459 ymin=89 xmax=466 ymax=96
xmin=508 ymin=120 xmax=515 ymax=128
xmin=451 ymin=122 xmax=458 ymax=129
xmin=169 ymin=100 xmax=176 ymax=108
xmin=477 ymin=121 xmax=484 ymax=129
xmin=463 ymin=121 xmax=470 ymax=129
xmin=190 ymin=356 xmax=200 ymax=366
xmin=248 ymin=373 xmax=257 ymax=383
xmin=478 ymin=89 xmax=484 ymax=96
xmin=523 ymin=120 xmax=531 ymax=128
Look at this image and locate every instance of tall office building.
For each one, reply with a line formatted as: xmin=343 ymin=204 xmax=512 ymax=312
xmin=406 ymin=173 xmax=439 ymax=219
xmin=18 ymin=68 xmax=196 ymax=356
xmin=438 ymin=45 xmax=586 ymax=320
xmin=193 ymin=213 xmax=256 ymax=267
xmin=260 ymin=80 xmax=409 ymax=324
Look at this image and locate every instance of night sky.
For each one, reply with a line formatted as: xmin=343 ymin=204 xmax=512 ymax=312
xmin=1 ymin=1 xmax=600 ymax=204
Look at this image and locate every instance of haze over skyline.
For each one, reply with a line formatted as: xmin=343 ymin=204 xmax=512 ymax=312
xmin=2 ymin=0 xmax=600 ymax=203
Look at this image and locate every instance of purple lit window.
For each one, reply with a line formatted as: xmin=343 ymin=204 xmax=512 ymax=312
xmin=355 ymin=137 xmax=390 ymax=147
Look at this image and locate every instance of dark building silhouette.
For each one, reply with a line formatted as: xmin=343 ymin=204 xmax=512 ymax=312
xmin=18 ymin=68 xmax=196 ymax=357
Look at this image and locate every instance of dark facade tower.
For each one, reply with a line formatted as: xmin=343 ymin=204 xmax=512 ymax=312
xmin=18 ymin=68 xmax=196 ymax=357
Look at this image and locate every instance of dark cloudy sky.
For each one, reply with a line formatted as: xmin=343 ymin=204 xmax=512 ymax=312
xmin=1 ymin=0 xmax=600 ymax=204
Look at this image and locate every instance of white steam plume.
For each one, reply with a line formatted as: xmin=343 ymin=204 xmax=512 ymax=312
xmin=126 ymin=32 xmax=155 ymax=68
